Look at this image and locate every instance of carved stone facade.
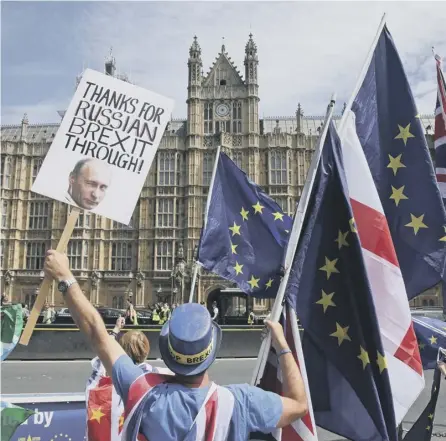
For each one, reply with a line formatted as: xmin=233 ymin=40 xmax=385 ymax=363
xmin=0 ymin=36 xmax=440 ymax=310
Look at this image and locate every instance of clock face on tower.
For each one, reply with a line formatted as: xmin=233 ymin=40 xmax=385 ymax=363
xmin=215 ymin=103 xmax=230 ymax=117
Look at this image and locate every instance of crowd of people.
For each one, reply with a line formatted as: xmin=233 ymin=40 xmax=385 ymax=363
xmin=41 ymin=248 xmax=309 ymax=441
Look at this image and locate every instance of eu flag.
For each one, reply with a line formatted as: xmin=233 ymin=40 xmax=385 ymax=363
xmin=352 ymin=26 xmax=446 ymax=298
xmin=286 ymin=123 xmax=397 ymax=441
xmin=413 ymin=316 xmax=446 ymax=369
xmin=403 ymin=366 xmax=442 ymax=441
xmin=197 ymin=152 xmax=292 ymax=297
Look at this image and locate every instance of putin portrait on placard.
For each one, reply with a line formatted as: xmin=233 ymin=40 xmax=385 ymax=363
xmin=65 ymin=158 xmax=111 ymax=210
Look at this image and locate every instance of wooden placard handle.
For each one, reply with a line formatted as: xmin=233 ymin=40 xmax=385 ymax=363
xmin=19 ymin=207 xmax=81 ymax=346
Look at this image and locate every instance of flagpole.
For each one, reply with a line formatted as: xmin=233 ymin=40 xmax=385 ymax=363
xmin=251 ymin=94 xmax=337 ymax=386
xmin=188 ymin=144 xmax=222 ymax=303
xmin=338 ymin=13 xmax=386 ymax=133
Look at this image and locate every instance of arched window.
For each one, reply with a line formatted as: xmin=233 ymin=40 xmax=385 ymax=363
xmin=269 ymin=151 xmax=287 ymax=185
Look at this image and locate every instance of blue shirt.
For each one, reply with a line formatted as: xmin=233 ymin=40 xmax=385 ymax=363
xmin=112 ymin=355 xmax=283 ymax=441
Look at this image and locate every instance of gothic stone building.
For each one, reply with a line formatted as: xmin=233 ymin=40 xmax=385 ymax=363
xmin=0 ymin=35 xmax=441 ymax=311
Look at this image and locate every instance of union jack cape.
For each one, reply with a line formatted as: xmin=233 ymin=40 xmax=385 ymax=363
xmin=85 ymin=357 xmax=155 ymax=441
xmin=121 ymin=372 xmax=236 ymax=441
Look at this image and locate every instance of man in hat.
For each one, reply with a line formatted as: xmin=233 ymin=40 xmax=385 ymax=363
xmin=43 ymin=249 xmax=308 ymax=441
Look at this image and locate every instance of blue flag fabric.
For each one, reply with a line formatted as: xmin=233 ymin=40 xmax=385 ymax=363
xmin=352 ymin=26 xmax=446 ymax=299
xmin=413 ymin=316 xmax=446 ymax=369
xmin=197 ymin=152 xmax=292 ymax=298
xmin=286 ymin=123 xmax=397 ymax=441
xmin=403 ymin=366 xmax=442 ymax=441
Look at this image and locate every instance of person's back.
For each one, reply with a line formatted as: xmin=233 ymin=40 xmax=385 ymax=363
xmin=113 ymin=303 xmax=308 ymax=441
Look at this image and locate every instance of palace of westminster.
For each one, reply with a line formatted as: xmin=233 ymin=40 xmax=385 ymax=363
xmin=0 ymin=35 xmax=442 ymax=311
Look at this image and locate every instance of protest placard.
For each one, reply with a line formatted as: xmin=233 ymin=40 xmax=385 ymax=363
xmin=20 ymin=70 xmax=174 ymax=345
xmin=32 ymin=68 xmax=175 ymax=225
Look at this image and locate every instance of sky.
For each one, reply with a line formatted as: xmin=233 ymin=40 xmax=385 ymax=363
xmin=2 ymin=1 xmax=446 ymax=125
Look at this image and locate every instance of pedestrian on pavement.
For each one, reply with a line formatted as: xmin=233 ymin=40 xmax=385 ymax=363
xmin=43 ymin=249 xmax=308 ymax=441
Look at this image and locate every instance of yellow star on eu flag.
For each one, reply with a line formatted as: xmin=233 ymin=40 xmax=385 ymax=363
xmin=429 ymin=335 xmax=438 ymax=345
xmin=377 ymin=352 xmax=387 ymax=373
xmin=419 ymin=342 xmax=426 ymax=350
xmin=229 ymin=221 xmax=241 ymax=236
xmin=248 ymin=275 xmax=260 ymax=289
xmin=89 ymin=407 xmax=105 ymax=423
xmin=265 ymin=278 xmax=274 ymax=289
xmin=231 ymin=242 xmax=238 ymax=254
xmin=252 ymin=201 xmax=264 ymax=214
xmin=319 ymin=257 xmax=339 ymax=279
xmin=233 ymin=261 xmax=243 ymax=275
xmin=315 ymin=290 xmax=336 ymax=313
xmin=330 ymin=323 xmax=351 ymax=346
xmin=426 ymin=426 xmax=431 ymax=431
xmin=240 ymin=207 xmax=249 ymax=221
xmin=405 ymin=214 xmax=428 ymax=235
xmin=440 ymin=226 xmax=446 ymax=242
xmin=387 ymin=154 xmax=406 ymax=176
xmin=394 ymin=123 xmax=415 ymax=146
xmin=390 ymin=185 xmax=408 ymax=207
xmin=357 ymin=346 xmax=370 ymax=369
xmin=335 ymin=230 xmax=349 ymax=249
xmin=272 ymin=211 xmax=284 ymax=221
xmin=349 ymin=217 xmax=357 ymax=233
xmin=428 ymin=413 xmax=434 ymax=420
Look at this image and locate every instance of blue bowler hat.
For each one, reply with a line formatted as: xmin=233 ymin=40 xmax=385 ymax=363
xmin=159 ymin=303 xmax=222 ymax=376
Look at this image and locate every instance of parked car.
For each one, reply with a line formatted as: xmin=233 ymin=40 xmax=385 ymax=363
xmin=96 ymin=307 xmax=126 ymax=324
xmin=411 ymin=308 xmax=445 ymax=321
xmin=135 ymin=309 xmax=152 ymax=325
xmin=55 ymin=307 xmax=73 ymax=324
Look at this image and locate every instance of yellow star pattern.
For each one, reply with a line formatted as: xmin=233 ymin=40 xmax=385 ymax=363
xmin=273 ymin=212 xmax=284 ymax=221
xmin=240 ymin=207 xmax=249 ymax=221
xmin=229 ymin=222 xmax=241 ymax=236
xmin=429 ymin=335 xmax=438 ymax=345
xmin=315 ymin=290 xmax=336 ymax=313
xmin=248 ymin=275 xmax=260 ymax=289
xmin=231 ymin=242 xmax=238 ymax=254
xmin=389 ymin=185 xmax=408 ymax=207
xmin=335 ymin=230 xmax=349 ymax=249
xmin=357 ymin=346 xmax=370 ymax=369
xmin=415 ymin=113 xmax=421 ymax=119
xmin=319 ymin=257 xmax=340 ymax=280
xmin=330 ymin=323 xmax=351 ymax=346
xmin=349 ymin=217 xmax=358 ymax=233
xmin=387 ymin=154 xmax=406 ymax=176
xmin=233 ymin=261 xmax=244 ymax=275
xmin=252 ymin=201 xmax=265 ymax=214
xmin=394 ymin=123 xmax=415 ymax=146
xmin=428 ymin=413 xmax=434 ymax=420
xmin=89 ymin=407 xmax=105 ymax=423
xmin=405 ymin=214 xmax=428 ymax=235
xmin=419 ymin=342 xmax=426 ymax=350
xmin=440 ymin=226 xmax=446 ymax=242
xmin=265 ymin=278 xmax=274 ymax=289
xmin=426 ymin=426 xmax=431 ymax=431
xmin=377 ymin=352 xmax=387 ymax=373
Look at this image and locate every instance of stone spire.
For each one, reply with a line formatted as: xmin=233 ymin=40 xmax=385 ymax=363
xmin=244 ymin=33 xmax=258 ymax=85
xmin=105 ymin=47 xmax=116 ymax=77
xmin=20 ymin=113 xmax=29 ymax=141
xmin=188 ymin=36 xmax=203 ymax=86
xmin=296 ymin=103 xmax=303 ymax=133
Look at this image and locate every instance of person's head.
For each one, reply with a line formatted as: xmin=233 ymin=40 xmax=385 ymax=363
xmin=68 ymin=158 xmax=111 ymax=210
xmin=158 ymin=303 xmax=222 ymax=377
xmin=119 ymin=331 xmax=150 ymax=364
xmin=21 ymin=303 xmax=26 ymax=308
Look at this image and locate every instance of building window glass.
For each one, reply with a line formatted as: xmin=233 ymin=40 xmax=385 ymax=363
xmin=270 ymin=151 xmax=287 ymax=185
xmin=231 ymin=151 xmax=243 ymax=170
xmin=156 ymin=240 xmax=172 ymax=271
xmin=1 ymin=201 xmax=8 ymax=228
xmin=203 ymin=153 xmax=214 ymax=186
xmin=204 ymin=103 xmax=213 ymax=134
xmin=67 ymin=240 xmax=83 ymax=270
xmin=29 ymin=201 xmax=50 ymax=229
xmin=274 ymin=197 xmax=288 ymax=213
xmin=26 ymin=242 xmax=47 ymax=270
xmin=157 ymin=198 xmax=174 ymax=227
xmin=232 ymin=102 xmax=242 ymax=134
xmin=32 ymin=158 xmax=43 ymax=181
xmin=0 ymin=240 xmax=4 ymax=268
xmin=75 ymin=212 xmax=90 ymax=228
xmin=112 ymin=296 xmax=125 ymax=309
xmin=158 ymin=152 xmax=175 ymax=186
xmin=111 ymin=242 xmax=132 ymax=271
xmin=113 ymin=217 xmax=133 ymax=229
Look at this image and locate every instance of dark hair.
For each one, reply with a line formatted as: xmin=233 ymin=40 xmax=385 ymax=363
xmin=21 ymin=303 xmax=26 ymax=308
xmin=70 ymin=158 xmax=95 ymax=178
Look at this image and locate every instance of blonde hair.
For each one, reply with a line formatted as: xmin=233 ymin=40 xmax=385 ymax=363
xmin=119 ymin=331 xmax=150 ymax=364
